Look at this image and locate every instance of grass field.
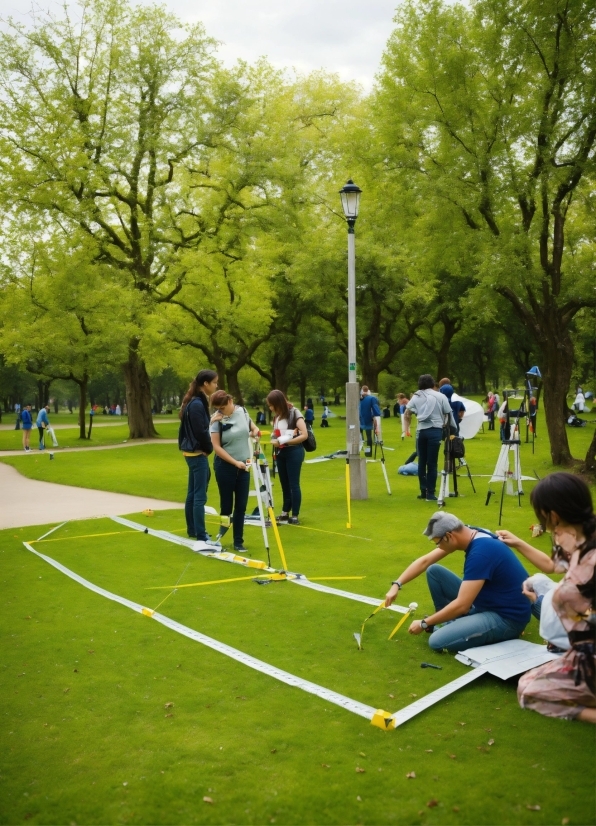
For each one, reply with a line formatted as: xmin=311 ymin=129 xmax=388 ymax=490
xmin=0 ymin=418 xmax=179 ymax=452
xmin=1 ymin=410 xmax=595 ymax=825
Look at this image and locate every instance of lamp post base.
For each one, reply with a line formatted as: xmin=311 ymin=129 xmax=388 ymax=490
xmin=346 ymin=382 xmax=367 ymax=500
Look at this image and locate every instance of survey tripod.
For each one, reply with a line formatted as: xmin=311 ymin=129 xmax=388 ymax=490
xmin=486 ymin=368 xmax=541 ymax=525
xmin=437 ymin=434 xmax=476 ymax=507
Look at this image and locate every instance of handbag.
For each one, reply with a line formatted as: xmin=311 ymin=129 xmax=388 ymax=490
xmin=303 ymin=424 xmax=316 ymax=453
xmin=450 ymin=436 xmax=465 ymax=459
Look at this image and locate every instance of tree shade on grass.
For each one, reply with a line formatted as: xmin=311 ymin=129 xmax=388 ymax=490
xmin=1 ymin=412 xmax=595 ymax=824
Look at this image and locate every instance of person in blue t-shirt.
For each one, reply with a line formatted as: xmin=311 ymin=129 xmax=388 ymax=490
xmin=385 ymin=511 xmax=530 ymax=652
xmin=359 ymin=386 xmax=381 ymax=456
xmin=36 ymin=405 xmax=50 ymax=450
xmin=439 ymin=382 xmax=466 ymax=435
xmin=21 ymin=404 xmax=33 ymax=452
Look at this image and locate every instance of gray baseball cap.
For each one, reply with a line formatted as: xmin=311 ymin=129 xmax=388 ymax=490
xmin=423 ymin=512 xmax=463 ymax=540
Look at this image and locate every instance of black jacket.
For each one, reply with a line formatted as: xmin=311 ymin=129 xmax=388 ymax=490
xmin=178 ymin=395 xmax=213 ymax=455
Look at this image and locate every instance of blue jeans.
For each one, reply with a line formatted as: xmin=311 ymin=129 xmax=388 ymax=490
xmin=184 ymin=454 xmax=210 ymax=540
xmin=276 ymin=445 xmax=304 ymax=516
xmin=214 ymin=456 xmax=250 ymax=545
xmin=417 ymin=427 xmax=442 ymax=496
xmin=425 ymin=564 xmax=527 ymax=652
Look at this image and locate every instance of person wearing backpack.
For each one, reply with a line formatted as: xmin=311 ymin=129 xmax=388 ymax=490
xmin=210 ymin=390 xmax=261 ymax=552
xmin=267 ymin=390 xmax=308 ymax=525
xmin=405 ymin=374 xmax=456 ymax=502
xmin=178 ymin=369 xmax=218 ymax=541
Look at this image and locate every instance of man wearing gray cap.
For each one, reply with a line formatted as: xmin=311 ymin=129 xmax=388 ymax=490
xmin=385 ymin=512 xmax=531 ymax=652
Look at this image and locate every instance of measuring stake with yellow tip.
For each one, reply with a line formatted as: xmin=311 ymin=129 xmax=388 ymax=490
xmin=354 ymin=601 xmax=386 ymax=649
xmin=388 ymin=602 xmax=418 ymax=639
xmin=268 ymin=506 xmax=288 ymax=571
xmin=345 ymin=458 xmax=352 ymax=528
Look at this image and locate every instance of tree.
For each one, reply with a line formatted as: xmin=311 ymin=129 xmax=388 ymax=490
xmin=376 ymin=0 xmax=596 ymax=464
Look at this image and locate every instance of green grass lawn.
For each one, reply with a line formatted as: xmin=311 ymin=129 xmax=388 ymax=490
xmin=1 ymin=412 xmax=595 ymax=825
xmin=0 ymin=420 xmax=179 ymax=452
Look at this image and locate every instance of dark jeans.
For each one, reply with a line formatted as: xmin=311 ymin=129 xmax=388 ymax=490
xmin=360 ymin=428 xmax=373 ymax=449
xmin=426 ymin=564 xmax=527 ymax=652
xmin=276 ymin=445 xmax=304 ymax=516
xmin=417 ymin=427 xmax=442 ymax=496
xmin=38 ymin=425 xmax=45 ymax=449
xmin=487 ymin=411 xmax=495 ymax=431
xmin=184 ymin=454 xmax=210 ymax=540
xmin=214 ymin=456 xmax=250 ymax=545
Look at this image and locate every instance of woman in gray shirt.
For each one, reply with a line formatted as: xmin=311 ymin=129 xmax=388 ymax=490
xmin=405 ymin=374 xmax=456 ymax=501
xmin=210 ymin=390 xmax=260 ymax=551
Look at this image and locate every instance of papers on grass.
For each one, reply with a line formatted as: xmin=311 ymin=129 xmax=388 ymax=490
xmin=455 ymin=639 xmax=559 ymax=681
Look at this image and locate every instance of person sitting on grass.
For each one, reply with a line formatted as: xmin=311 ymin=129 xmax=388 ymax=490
xmin=384 ymin=512 xmax=531 ymax=652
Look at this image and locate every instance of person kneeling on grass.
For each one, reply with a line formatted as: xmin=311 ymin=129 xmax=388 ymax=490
xmin=384 ymin=512 xmax=531 ymax=652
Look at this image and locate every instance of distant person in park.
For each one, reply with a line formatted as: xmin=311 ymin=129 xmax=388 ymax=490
xmin=210 ymin=390 xmax=260 ymax=552
xmin=178 ymin=369 xmax=218 ymax=541
xmin=404 ymin=374 xmax=455 ymax=501
xmin=36 ymin=404 xmax=50 ymax=450
xmin=306 ymin=397 xmax=314 ymax=411
xmin=267 ymin=389 xmax=308 ymax=525
xmin=21 ymin=404 xmax=33 ymax=452
xmin=304 ymin=406 xmax=315 ymax=426
xmin=397 ymin=393 xmax=410 ymax=439
xmin=497 ymin=472 xmax=595 ymax=723
xmin=498 ymin=397 xmax=510 ymax=441
xmin=321 ymin=404 xmax=330 ymax=427
xmin=14 ymin=402 xmax=21 ymax=430
xmin=359 ymin=386 xmax=381 ymax=457
xmin=439 ymin=383 xmax=465 ymax=435
xmin=384 ymin=511 xmax=531 ymax=652
xmin=486 ymin=392 xmax=497 ymax=431
xmin=573 ymin=388 xmax=586 ymax=413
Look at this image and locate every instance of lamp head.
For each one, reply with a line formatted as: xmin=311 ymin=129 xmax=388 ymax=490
xmin=339 ymin=179 xmax=362 ymax=221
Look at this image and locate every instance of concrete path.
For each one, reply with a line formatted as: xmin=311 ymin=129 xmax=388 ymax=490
xmin=0 ymin=462 xmax=183 ymax=530
xmin=0 ymin=439 xmax=177 ymax=458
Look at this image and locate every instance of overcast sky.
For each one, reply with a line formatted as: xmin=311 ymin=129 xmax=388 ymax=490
xmin=0 ymin=0 xmax=400 ymax=89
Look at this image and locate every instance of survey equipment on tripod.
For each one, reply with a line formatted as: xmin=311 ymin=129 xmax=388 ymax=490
xmin=245 ymin=436 xmax=274 ymax=567
xmin=524 ymin=366 xmax=541 ymax=453
xmin=437 ymin=434 xmax=476 ymax=506
xmin=486 ymin=418 xmax=538 ymax=525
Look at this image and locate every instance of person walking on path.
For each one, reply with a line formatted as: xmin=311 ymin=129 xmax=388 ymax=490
xmin=404 ymin=374 xmax=455 ymax=501
xmin=498 ymin=472 xmax=595 ymax=724
xmin=267 ymin=390 xmax=308 ymax=524
xmin=210 ymin=390 xmax=260 ymax=552
xmin=384 ymin=511 xmax=531 ymax=652
xmin=36 ymin=405 xmax=50 ymax=450
xmin=178 ymin=369 xmax=218 ymax=541
xmin=21 ymin=404 xmax=33 ymax=452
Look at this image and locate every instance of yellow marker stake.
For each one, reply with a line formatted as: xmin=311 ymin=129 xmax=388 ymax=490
xmin=148 ymin=575 xmax=257 ymax=590
xmin=346 ymin=459 xmax=352 ymax=529
xmin=387 ymin=612 xmax=411 ymax=640
xmin=355 ymin=601 xmax=386 ymax=649
xmin=268 ymin=506 xmax=288 ymax=571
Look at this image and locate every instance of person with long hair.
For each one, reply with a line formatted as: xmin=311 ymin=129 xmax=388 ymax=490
xmin=498 ymin=472 xmax=595 ymax=723
xmin=178 ymin=369 xmax=218 ymax=541
xmin=267 ymin=390 xmax=308 ymax=524
xmin=209 ymin=390 xmax=260 ymax=552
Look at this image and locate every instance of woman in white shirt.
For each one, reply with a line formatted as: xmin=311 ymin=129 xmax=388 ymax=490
xmin=267 ymin=390 xmax=308 ymax=524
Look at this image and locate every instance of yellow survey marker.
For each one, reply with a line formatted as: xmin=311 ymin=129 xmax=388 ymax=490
xmin=354 ymin=601 xmax=386 ymax=649
xmin=388 ymin=602 xmax=418 ymax=639
xmin=370 ymin=709 xmax=396 ymax=730
xmin=268 ymin=506 xmax=289 ymax=570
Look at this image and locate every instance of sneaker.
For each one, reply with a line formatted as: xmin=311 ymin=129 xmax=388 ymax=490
xmin=233 ymin=543 xmax=247 ymax=552
xmin=426 ymin=495 xmax=438 ymax=501
xmin=288 ymin=516 xmax=300 ymax=525
xmin=276 ymin=513 xmax=289 ymax=524
xmin=417 ymin=493 xmax=427 ymax=500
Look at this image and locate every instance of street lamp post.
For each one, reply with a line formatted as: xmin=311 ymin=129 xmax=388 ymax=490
xmin=339 ymin=179 xmax=367 ymax=500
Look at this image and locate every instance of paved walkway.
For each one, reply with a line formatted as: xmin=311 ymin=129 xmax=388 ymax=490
xmin=0 ymin=442 xmax=183 ymax=529
xmin=0 ymin=439 xmax=177 ymax=458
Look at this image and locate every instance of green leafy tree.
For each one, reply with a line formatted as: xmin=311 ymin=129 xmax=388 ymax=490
xmin=376 ymin=0 xmax=596 ymax=464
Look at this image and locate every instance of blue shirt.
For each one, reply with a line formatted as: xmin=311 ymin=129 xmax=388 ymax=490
xmin=304 ymin=409 xmax=315 ymax=424
xmin=36 ymin=409 xmax=49 ymax=428
xmin=21 ymin=409 xmax=32 ymax=429
xmin=359 ymin=394 xmax=381 ymax=429
xmin=463 ymin=534 xmax=531 ymax=625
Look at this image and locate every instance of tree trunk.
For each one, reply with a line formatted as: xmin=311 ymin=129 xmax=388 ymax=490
xmin=298 ymin=375 xmax=307 ymax=409
xmin=122 ymin=340 xmax=157 ymax=439
xmin=360 ymin=363 xmax=381 ymax=392
xmin=78 ymin=374 xmax=88 ymax=439
xmin=582 ymin=426 xmax=596 ymax=475
xmin=540 ymin=334 xmax=573 ymax=466
xmin=226 ymin=370 xmax=243 ymax=405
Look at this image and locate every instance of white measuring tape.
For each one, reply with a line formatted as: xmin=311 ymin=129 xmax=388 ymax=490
xmin=22 ymin=542 xmax=376 ymax=721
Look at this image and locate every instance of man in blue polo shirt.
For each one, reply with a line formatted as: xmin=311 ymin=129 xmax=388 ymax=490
xmin=359 ymin=386 xmax=381 ymax=457
xmin=385 ymin=511 xmax=530 ymax=652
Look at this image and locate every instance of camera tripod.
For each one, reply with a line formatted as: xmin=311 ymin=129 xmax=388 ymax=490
xmin=437 ymin=436 xmax=476 ymax=507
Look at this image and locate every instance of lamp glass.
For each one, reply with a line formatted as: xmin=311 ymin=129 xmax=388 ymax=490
xmin=339 ymin=180 xmax=361 ymax=219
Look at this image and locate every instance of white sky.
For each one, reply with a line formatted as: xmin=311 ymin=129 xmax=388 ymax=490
xmin=0 ymin=0 xmax=400 ymax=89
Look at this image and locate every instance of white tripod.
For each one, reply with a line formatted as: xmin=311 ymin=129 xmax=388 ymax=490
xmin=486 ymin=422 xmax=536 ymax=524
xmin=245 ymin=436 xmax=275 ymax=565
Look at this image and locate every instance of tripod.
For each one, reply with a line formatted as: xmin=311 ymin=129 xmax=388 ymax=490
xmin=437 ymin=436 xmax=476 ymax=506
xmin=486 ymin=402 xmax=537 ymax=525
xmin=244 ymin=436 xmax=275 ymax=566
xmin=369 ymin=434 xmax=392 ymax=494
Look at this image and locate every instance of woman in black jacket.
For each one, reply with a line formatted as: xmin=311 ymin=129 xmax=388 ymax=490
xmin=178 ymin=369 xmax=218 ymax=540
